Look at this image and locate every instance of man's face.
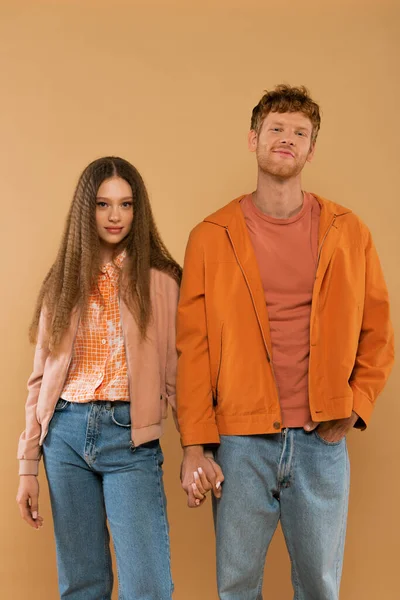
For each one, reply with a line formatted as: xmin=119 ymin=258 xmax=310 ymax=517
xmin=249 ymin=111 xmax=315 ymax=178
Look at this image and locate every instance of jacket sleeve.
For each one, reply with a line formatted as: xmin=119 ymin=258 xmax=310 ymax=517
xmin=350 ymin=226 xmax=394 ymax=428
xmin=176 ymin=227 xmax=220 ymax=446
xmin=165 ymin=277 xmax=180 ymax=431
xmin=17 ymin=308 xmax=50 ymax=475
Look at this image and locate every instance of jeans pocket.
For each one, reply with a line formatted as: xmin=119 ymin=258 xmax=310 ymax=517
xmin=111 ymin=402 xmax=131 ymax=428
xmin=54 ymin=398 xmax=70 ymax=412
xmin=314 ymin=429 xmax=345 ymax=446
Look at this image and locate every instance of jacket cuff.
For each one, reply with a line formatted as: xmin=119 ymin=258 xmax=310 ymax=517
xmin=180 ymin=422 xmax=221 ymax=447
xmin=19 ymin=459 xmax=39 ymax=476
xmin=351 ymin=385 xmax=374 ymax=430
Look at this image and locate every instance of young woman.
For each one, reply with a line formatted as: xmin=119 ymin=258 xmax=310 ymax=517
xmin=16 ymin=156 xmax=181 ymax=600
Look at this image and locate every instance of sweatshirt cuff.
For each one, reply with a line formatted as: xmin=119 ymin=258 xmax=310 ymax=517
xmin=19 ymin=459 xmax=39 ymax=476
xmin=351 ymin=385 xmax=374 ymax=430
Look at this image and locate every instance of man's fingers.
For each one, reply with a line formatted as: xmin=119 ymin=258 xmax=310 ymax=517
xmin=187 ymin=486 xmax=204 ymax=508
xmin=303 ymin=420 xmax=319 ymax=432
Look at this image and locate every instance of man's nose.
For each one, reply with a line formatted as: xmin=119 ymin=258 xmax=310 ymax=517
xmin=280 ymin=136 xmax=295 ymax=146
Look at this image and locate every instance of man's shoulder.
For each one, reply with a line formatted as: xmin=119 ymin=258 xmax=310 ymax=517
xmin=189 ymin=195 xmax=246 ymax=241
xmin=313 ymin=193 xmax=369 ymax=236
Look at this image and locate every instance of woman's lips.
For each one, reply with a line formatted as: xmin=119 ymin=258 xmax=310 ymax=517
xmin=105 ymin=227 xmax=123 ymax=234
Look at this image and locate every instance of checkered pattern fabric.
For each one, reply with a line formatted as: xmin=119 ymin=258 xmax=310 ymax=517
xmin=61 ymin=250 xmax=129 ymax=403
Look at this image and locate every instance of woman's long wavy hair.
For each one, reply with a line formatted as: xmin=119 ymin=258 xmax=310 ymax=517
xmin=30 ymin=156 xmax=182 ymax=349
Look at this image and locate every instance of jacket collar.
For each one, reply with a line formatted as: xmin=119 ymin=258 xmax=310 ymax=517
xmin=204 ymin=193 xmax=351 ymax=230
xmin=202 ymin=193 xmax=352 ymax=357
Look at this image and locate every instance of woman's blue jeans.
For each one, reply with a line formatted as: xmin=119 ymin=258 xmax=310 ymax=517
xmin=43 ymin=399 xmax=173 ymax=600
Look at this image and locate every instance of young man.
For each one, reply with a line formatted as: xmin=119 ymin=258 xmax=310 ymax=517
xmin=176 ymin=85 xmax=394 ymax=599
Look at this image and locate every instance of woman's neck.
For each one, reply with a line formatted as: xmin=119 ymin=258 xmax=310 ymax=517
xmin=99 ymin=244 xmax=114 ymax=266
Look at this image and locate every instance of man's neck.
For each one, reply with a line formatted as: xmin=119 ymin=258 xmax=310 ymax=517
xmin=253 ymin=171 xmax=304 ymax=219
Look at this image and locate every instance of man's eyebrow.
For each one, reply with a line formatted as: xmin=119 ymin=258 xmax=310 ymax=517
xmin=270 ymin=120 xmax=310 ymax=131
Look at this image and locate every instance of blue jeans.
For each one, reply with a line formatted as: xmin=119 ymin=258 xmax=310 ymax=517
xmin=43 ymin=399 xmax=173 ymax=600
xmin=212 ymin=429 xmax=350 ymax=600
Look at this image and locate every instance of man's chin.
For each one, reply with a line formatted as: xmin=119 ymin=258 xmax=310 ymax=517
xmin=260 ymin=165 xmax=299 ymax=178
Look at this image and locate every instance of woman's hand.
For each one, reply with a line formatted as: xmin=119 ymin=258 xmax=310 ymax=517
xmin=16 ymin=475 xmax=43 ymax=529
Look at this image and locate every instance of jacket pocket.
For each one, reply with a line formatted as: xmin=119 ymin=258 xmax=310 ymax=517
xmin=314 ymin=430 xmax=346 ymax=447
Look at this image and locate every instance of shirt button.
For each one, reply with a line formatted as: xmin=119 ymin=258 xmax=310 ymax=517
xmin=98 ymin=372 xmax=103 ymax=379
xmin=101 ymin=339 xmax=107 ymax=345
xmin=273 ymin=421 xmax=281 ymax=430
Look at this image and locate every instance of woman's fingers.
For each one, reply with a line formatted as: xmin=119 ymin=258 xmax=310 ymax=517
xmin=16 ymin=476 xmax=42 ymax=529
xmin=18 ymin=496 xmax=40 ymax=529
xmin=197 ymin=467 xmax=212 ymax=492
xmin=193 ymin=471 xmax=207 ymax=495
xmin=207 ymin=458 xmax=225 ymax=498
xmin=191 ymin=482 xmax=205 ymax=500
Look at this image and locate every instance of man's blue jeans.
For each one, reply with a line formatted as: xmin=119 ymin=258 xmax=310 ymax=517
xmin=43 ymin=399 xmax=173 ymax=600
xmin=213 ymin=429 xmax=350 ymax=600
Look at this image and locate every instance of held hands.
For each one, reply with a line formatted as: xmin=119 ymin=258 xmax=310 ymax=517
xmin=180 ymin=445 xmax=224 ymax=508
xmin=16 ymin=475 xmax=44 ymax=529
xmin=303 ymin=411 xmax=359 ymax=442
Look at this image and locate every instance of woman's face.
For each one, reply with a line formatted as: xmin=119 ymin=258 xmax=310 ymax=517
xmin=95 ymin=176 xmax=134 ymax=247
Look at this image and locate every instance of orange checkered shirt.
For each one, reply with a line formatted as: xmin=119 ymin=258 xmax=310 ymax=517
xmin=61 ymin=250 xmax=129 ymax=403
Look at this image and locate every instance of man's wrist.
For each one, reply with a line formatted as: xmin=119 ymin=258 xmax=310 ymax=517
xmin=183 ymin=444 xmax=204 ymax=455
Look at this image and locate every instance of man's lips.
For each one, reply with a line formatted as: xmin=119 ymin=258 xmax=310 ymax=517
xmin=273 ymin=149 xmax=295 ymax=158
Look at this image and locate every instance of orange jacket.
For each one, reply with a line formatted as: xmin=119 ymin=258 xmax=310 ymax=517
xmin=176 ymin=194 xmax=394 ymax=446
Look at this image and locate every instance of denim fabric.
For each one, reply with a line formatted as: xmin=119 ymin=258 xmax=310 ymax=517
xmin=43 ymin=399 xmax=173 ymax=600
xmin=213 ymin=429 xmax=350 ymax=600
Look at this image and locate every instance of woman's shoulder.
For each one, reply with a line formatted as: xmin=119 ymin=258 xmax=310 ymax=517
xmin=150 ymin=267 xmax=180 ymax=296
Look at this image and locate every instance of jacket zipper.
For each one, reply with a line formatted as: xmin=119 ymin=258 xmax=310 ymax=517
xmin=118 ymin=297 xmax=135 ymax=446
xmin=225 ymin=228 xmax=281 ymax=405
xmin=308 ymin=215 xmax=337 ymax=416
xmin=214 ymin=323 xmax=224 ymax=405
xmin=316 ymin=215 xmax=337 ymax=270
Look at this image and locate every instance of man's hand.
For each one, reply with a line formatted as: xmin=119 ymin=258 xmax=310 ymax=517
xmin=181 ymin=445 xmax=224 ymax=508
xmin=303 ymin=411 xmax=359 ymax=443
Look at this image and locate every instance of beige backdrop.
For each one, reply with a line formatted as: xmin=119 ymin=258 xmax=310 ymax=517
xmin=1 ymin=1 xmax=399 ymax=598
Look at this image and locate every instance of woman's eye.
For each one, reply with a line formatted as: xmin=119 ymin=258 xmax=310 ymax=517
xmin=96 ymin=202 xmax=108 ymax=208
xmin=122 ymin=202 xmax=133 ymax=208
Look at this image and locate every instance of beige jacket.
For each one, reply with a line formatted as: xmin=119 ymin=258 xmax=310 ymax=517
xmin=18 ymin=269 xmax=179 ymax=475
